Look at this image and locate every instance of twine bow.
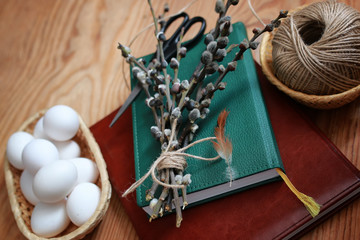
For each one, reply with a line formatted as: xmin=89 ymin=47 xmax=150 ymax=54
xmin=122 ymin=136 xmax=221 ymax=197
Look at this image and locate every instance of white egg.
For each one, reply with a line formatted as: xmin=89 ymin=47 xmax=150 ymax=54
xmin=33 ymin=117 xmax=49 ymax=139
xmin=20 ymin=170 xmax=40 ymax=205
xmin=22 ymin=139 xmax=59 ymax=175
xmin=31 ymin=200 xmax=70 ymax=238
xmin=33 ymin=160 xmax=77 ymax=203
xmin=68 ymin=158 xmax=99 ymax=184
xmin=54 ymin=140 xmax=81 ymax=160
xmin=43 ymin=105 xmax=79 ymax=141
xmin=6 ymin=131 xmax=34 ymax=170
xmin=66 ymin=183 xmax=101 ymax=226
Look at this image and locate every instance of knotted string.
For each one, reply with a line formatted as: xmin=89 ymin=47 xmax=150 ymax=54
xmin=122 ymin=136 xmax=220 ymax=197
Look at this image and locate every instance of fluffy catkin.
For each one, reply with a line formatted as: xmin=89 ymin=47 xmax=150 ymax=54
xmin=272 ymin=0 xmax=360 ymax=95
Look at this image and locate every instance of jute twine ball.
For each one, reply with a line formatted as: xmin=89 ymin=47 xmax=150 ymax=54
xmin=272 ymin=0 xmax=360 ymax=95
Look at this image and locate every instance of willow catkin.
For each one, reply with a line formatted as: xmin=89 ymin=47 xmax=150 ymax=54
xmin=272 ymin=1 xmax=360 ymax=95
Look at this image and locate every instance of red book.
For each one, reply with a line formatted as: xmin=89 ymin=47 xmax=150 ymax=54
xmin=90 ymin=63 xmax=360 ymax=239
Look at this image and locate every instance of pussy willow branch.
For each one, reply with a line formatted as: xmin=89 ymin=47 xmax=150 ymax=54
xmin=148 ymin=0 xmax=173 ymax=111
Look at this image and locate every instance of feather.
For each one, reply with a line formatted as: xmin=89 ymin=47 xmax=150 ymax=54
xmin=212 ymin=110 xmax=234 ymax=184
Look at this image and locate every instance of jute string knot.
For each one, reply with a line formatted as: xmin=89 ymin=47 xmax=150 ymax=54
xmin=272 ymin=0 xmax=360 ymax=95
xmin=156 ymin=152 xmax=187 ymax=171
xmin=122 ymin=136 xmax=220 ymax=197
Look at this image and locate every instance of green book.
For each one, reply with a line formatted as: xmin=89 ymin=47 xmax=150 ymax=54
xmin=131 ymin=22 xmax=284 ymax=214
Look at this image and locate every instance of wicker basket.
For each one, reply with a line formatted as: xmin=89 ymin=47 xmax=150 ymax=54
xmin=4 ymin=110 xmax=112 ymax=240
xmin=259 ymin=9 xmax=360 ymax=109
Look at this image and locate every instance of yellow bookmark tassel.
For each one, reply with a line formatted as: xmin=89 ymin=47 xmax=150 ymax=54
xmin=276 ymin=168 xmax=321 ymax=218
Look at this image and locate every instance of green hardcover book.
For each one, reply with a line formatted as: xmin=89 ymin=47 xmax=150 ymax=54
xmin=131 ymin=22 xmax=284 ymax=214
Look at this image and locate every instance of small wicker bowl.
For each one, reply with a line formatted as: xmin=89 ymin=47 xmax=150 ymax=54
xmin=4 ymin=110 xmax=112 ymax=240
xmin=259 ymin=14 xmax=360 ymax=109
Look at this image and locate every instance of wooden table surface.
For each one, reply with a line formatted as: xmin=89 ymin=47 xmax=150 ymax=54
xmin=1 ymin=0 xmax=359 ymax=239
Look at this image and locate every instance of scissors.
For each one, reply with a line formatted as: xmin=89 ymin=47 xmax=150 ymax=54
xmin=110 ymin=12 xmax=206 ymax=127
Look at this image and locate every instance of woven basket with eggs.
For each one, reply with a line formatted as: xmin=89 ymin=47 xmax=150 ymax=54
xmin=4 ymin=109 xmax=112 ymax=240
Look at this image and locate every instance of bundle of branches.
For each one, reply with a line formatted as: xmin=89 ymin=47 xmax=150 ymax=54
xmin=120 ymin=0 xmax=287 ymax=227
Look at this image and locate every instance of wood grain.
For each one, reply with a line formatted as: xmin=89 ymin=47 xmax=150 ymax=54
xmin=0 ymin=0 xmax=359 ymax=239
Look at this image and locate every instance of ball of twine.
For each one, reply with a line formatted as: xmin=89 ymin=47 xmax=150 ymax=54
xmin=272 ymin=0 xmax=360 ymax=95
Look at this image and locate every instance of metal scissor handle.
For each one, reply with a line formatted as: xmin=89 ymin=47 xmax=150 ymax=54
xmin=161 ymin=12 xmax=206 ymax=61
